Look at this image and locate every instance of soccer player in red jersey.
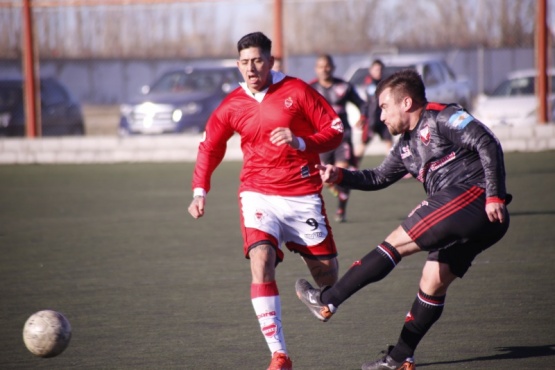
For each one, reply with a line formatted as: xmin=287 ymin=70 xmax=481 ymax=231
xmin=188 ymin=32 xmax=344 ymax=370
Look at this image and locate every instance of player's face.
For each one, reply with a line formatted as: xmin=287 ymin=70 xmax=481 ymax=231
xmin=315 ymin=58 xmax=334 ymax=82
xmin=379 ymin=87 xmax=409 ymax=135
xmin=370 ymin=64 xmax=382 ymax=80
xmin=237 ymin=47 xmax=274 ymax=93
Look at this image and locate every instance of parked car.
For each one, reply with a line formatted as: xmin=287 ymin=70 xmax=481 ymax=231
xmin=344 ymin=53 xmax=473 ymax=109
xmin=472 ymin=68 xmax=555 ymax=127
xmin=119 ymin=64 xmax=242 ymax=135
xmin=0 ymin=77 xmax=85 ymax=137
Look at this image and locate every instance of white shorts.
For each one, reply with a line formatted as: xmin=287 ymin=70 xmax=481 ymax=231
xmin=239 ymin=191 xmax=337 ymax=262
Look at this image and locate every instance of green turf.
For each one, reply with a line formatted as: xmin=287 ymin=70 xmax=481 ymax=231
xmin=0 ymin=152 xmax=554 ymax=369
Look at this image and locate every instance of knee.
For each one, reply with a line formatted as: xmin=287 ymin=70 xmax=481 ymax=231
xmin=419 ymin=263 xmax=456 ymax=296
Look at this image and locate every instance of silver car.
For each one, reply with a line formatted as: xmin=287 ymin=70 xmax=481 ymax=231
xmin=472 ymin=68 xmax=555 ymax=127
xmin=345 ymin=53 xmax=473 ymax=109
xmin=119 ymin=64 xmax=242 ymax=135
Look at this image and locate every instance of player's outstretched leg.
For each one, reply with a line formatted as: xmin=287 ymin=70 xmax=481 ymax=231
xmin=361 ymin=346 xmax=415 ymax=370
xmin=294 ymin=279 xmax=336 ymax=322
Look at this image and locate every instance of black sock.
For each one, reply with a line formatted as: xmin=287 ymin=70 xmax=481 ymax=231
xmin=336 ymin=185 xmax=350 ymax=212
xmin=389 ymin=289 xmax=446 ymax=363
xmin=321 ymin=242 xmax=401 ymax=307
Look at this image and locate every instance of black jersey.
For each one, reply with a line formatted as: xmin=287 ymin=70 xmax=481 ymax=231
xmin=310 ymin=77 xmax=367 ymax=130
xmin=339 ymin=103 xmax=507 ymax=200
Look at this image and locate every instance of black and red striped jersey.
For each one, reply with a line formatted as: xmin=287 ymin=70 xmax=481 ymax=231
xmin=339 ymin=103 xmax=507 ymax=200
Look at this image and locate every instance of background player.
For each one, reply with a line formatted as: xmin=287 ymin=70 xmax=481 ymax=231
xmin=296 ymin=69 xmax=511 ymax=370
xmin=310 ymin=54 xmax=368 ymax=222
xmin=188 ymin=32 xmax=344 ymax=370
xmin=354 ymin=59 xmax=393 ymax=166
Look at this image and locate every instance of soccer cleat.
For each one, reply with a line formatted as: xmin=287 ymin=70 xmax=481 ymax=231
xmin=267 ymin=352 xmax=292 ymax=370
xmin=361 ymin=346 xmax=415 ymax=370
xmin=334 ymin=210 xmax=346 ymax=223
xmin=295 ymin=279 xmax=335 ymax=322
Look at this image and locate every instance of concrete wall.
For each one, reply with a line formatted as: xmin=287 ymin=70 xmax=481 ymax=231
xmin=1 ymin=124 xmax=553 ymax=165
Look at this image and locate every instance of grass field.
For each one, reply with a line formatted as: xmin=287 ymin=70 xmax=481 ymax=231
xmin=0 ymin=151 xmax=554 ymax=370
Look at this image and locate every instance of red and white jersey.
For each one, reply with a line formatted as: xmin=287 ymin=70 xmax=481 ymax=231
xmin=192 ymin=72 xmax=343 ymax=196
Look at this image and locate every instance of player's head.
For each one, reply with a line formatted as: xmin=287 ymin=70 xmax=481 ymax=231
xmin=315 ymin=54 xmax=335 ymax=82
xmin=236 ymin=32 xmax=275 ymax=93
xmin=376 ymin=69 xmax=427 ymax=108
xmin=376 ymin=69 xmax=427 ymax=135
xmin=369 ymin=59 xmax=384 ymax=80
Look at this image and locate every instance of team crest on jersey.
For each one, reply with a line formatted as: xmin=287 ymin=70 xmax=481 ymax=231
xmin=419 ymin=124 xmax=431 ymax=146
xmin=333 ymin=84 xmax=348 ymax=97
xmin=284 ymin=97 xmax=293 ymax=108
xmin=255 ymin=210 xmax=264 ymax=222
xmin=331 ymin=117 xmax=344 ymax=133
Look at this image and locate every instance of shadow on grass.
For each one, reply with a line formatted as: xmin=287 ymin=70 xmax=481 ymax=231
xmin=418 ymin=344 xmax=555 ymax=367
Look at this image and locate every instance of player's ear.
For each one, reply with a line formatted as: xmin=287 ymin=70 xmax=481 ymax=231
xmin=403 ymin=96 xmax=412 ymax=111
xmin=269 ymin=56 xmax=275 ymax=70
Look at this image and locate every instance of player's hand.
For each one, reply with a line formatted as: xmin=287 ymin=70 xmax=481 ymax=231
xmin=188 ymin=196 xmax=205 ymax=219
xmin=485 ymin=202 xmax=507 ymax=223
xmin=316 ymin=164 xmax=339 ymax=183
xmin=270 ymin=127 xmax=300 ymax=149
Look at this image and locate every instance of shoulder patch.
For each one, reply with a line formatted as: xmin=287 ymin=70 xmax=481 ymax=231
xmin=447 ymin=111 xmax=474 ymax=129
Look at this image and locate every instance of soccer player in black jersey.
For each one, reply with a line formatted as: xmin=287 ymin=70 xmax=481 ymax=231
xmin=310 ymin=54 xmax=368 ymax=222
xmin=296 ymin=69 xmax=511 ymax=370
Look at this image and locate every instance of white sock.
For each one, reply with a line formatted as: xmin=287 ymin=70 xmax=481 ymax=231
xmin=251 ymin=281 xmax=287 ymax=355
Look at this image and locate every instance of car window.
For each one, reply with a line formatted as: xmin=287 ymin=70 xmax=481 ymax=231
xmin=348 ymin=68 xmax=370 ymax=86
xmin=150 ymin=68 xmax=239 ymax=94
xmin=438 ymin=61 xmax=456 ymax=82
xmin=348 ymin=65 xmax=412 ymax=86
xmin=492 ymin=77 xmax=534 ymax=96
xmin=41 ymin=80 xmax=68 ymax=105
xmin=0 ymin=83 xmax=22 ymax=110
xmin=422 ymin=63 xmax=444 ymax=87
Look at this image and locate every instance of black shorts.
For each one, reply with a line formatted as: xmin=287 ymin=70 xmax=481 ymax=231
xmin=401 ymin=184 xmax=510 ymax=277
xmin=320 ymin=128 xmax=354 ymax=166
xmin=371 ymin=120 xmax=392 ymax=141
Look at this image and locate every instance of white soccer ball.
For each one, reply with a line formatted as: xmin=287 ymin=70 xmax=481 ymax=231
xmin=22 ymin=310 xmax=72 ymax=358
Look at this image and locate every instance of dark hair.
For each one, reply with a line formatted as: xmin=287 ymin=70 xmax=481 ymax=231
xmin=317 ymin=54 xmax=335 ymax=67
xmin=375 ymin=69 xmax=427 ymax=107
xmin=237 ymin=32 xmax=272 ymax=57
xmin=371 ymin=59 xmax=385 ymax=69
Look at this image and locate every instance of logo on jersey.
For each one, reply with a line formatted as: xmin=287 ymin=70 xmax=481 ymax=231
xmin=255 ymin=210 xmax=264 ymax=221
xmin=333 ymin=84 xmax=348 ymax=98
xmin=401 ymin=145 xmax=412 ymax=159
xmin=419 ymin=124 xmax=431 ymax=146
xmin=331 ymin=117 xmax=344 ymax=133
xmin=448 ymin=111 xmax=473 ymax=129
xmin=284 ymin=97 xmax=293 ymax=109
xmin=300 ymin=165 xmax=310 ymax=178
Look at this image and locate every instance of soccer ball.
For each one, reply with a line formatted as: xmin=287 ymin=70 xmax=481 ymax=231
xmin=22 ymin=310 xmax=72 ymax=358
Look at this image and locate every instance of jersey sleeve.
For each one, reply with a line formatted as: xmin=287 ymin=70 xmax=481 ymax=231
xmin=191 ymin=104 xmax=235 ymax=194
xmin=347 ymin=83 xmax=368 ymax=118
xmin=299 ymin=83 xmax=344 ymax=153
xmin=436 ymin=106 xmax=507 ymax=199
xmin=338 ymin=146 xmax=408 ymax=190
